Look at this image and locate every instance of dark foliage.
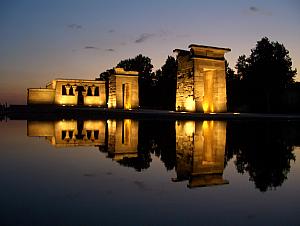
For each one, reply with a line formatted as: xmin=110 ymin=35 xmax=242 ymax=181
xmin=226 ymin=121 xmax=299 ymax=192
xmin=228 ymin=37 xmax=297 ymax=112
xmin=155 ymin=56 xmax=178 ymax=110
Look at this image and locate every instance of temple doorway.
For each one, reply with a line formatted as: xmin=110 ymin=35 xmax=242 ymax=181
xmin=122 ymin=83 xmax=130 ymax=109
xmin=203 ymin=70 xmax=215 ymax=113
xmin=76 ymin=86 xmax=84 ymax=105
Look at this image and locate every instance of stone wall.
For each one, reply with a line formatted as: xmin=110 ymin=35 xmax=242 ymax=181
xmin=115 ymin=75 xmax=139 ymax=109
xmin=175 ymin=44 xmax=230 ymax=113
xmin=27 ymin=88 xmax=55 ymax=104
xmin=194 ymin=59 xmax=227 ymax=112
xmin=108 ymin=68 xmax=139 ymax=109
xmin=108 ymin=76 xmax=117 ymax=108
xmin=176 ymin=51 xmax=195 ymax=111
xmin=53 ymin=80 xmax=106 ymax=106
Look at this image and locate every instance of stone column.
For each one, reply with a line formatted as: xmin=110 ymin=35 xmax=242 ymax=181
xmin=91 ymin=86 xmax=96 ymax=96
xmin=72 ymin=85 xmax=77 ymax=96
xmin=83 ymin=86 xmax=88 ymax=97
xmin=65 ymin=84 xmax=71 ymax=95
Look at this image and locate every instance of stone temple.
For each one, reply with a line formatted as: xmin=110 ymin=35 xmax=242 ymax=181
xmin=27 ymin=68 xmax=139 ymax=109
xmin=174 ymin=44 xmax=231 ymax=113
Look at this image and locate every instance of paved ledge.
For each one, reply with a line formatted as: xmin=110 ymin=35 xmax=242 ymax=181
xmin=4 ymin=105 xmax=300 ymax=121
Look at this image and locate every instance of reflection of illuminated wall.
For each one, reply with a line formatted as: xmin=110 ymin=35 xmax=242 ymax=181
xmin=175 ymin=120 xmax=228 ymax=188
xmin=108 ymin=68 xmax=139 ymax=109
xmin=174 ymin=44 xmax=230 ymax=113
xmin=107 ymin=119 xmax=138 ymax=160
xmin=27 ymin=120 xmax=106 ymax=147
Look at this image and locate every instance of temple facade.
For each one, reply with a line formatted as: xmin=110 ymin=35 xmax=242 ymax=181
xmin=108 ymin=68 xmax=139 ymax=109
xmin=27 ymin=68 xmax=139 ymax=109
xmin=174 ymin=44 xmax=231 ymax=113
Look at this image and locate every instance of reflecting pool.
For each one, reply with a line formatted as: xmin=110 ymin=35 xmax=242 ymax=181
xmin=1 ymin=119 xmax=300 ymax=225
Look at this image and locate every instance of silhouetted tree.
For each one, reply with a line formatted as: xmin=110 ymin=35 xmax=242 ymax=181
xmin=226 ymin=121 xmax=296 ymax=192
xmin=156 ymin=56 xmax=178 ymax=110
xmin=236 ymin=37 xmax=297 ymax=112
xmin=226 ymin=60 xmax=239 ymax=111
xmin=117 ymin=54 xmax=153 ymax=80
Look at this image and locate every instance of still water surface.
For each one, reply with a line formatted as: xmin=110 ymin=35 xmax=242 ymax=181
xmin=0 ymin=119 xmax=300 ymax=226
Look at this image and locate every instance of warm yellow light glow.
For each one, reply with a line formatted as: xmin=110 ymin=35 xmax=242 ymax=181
xmin=184 ymin=97 xmax=195 ymax=112
xmin=202 ymin=120 xmax=214 ymax=130
xmin=233 ymin=112 xmax=240 ymax=115
xmin=202 ymin=121 xmax=209 ymax=130
xmin=183 ymin=121 xmax=195 ymax=136
xmin=203 ymin=102 xmax=209 ymax=112
xmin=108 ymin=101 xmax=116 ymax=109
xmin=125 ymin=102 xmax=131 ymax=110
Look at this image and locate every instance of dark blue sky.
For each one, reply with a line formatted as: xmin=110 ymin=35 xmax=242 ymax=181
xmin=1 ymin=0 xmax=299 ymax=103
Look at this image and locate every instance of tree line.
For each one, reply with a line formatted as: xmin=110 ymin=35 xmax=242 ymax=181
xmin=226 ymin=37 xmax=298 ymax=112
xmin=97 ymin=37 xmax=299 ymax=112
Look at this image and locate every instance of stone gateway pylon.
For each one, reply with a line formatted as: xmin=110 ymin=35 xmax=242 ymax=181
xmin=174 ymin=44 xmax=231 ymax=113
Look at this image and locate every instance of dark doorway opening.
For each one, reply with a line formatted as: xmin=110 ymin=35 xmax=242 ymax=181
xmin=122 ymin=84 xmax=125 ymax=109
xmin=76 ymin=86 xmax=84 ymax=105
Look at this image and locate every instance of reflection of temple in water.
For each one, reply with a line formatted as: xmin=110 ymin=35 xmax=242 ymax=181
xmin=27 ymin=119 xmax=228 ymax=188
xmin=27 ymin=120 xmax=106 ymax=147
xmin=107 ymin=119 xmax=139 ymax=160
xmin=27 ymin=119 xmax=139 ymax=161
xmin=175 ymin=120 xmax=228 ymax=188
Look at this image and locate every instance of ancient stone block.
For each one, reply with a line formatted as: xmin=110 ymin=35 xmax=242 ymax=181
xmin=174 ymin=44 xmax=230 ymax=113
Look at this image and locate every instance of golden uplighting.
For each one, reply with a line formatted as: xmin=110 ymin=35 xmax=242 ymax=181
xmin=125 ymin=102 xmax=131 ymax=110
xmin=184 ymin=97 xmax=195 ymax=111
xmin=203 ymin=102 xmax=209 ymax=112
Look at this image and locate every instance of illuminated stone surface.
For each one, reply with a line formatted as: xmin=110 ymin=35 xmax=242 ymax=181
xmin=107 ymin=119 xmax=139 ymax=160
xmin=108 ymin=68 xmax=139 ymax=109
xmin=28 ymin=79 xmax=106 ymax=106
xmin=174 ymin=44 xmax=231 ymax=113
xmin=27 ymin=67 xmax=139 ymax=109
xmin=27 ymin=120 xmax=106 ymax=147
xmin=27 ymin=119 xmax=139 ymax=160
xmin=175 ymin=120 xmax=228 ymax=188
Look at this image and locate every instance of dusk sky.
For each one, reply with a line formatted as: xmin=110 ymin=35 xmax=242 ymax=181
xmin=1 ymin=0 xmax=299 ymax=104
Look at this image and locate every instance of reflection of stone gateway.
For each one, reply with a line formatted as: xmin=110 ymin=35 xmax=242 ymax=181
xmin=107 ymin=119 xmax=139 ymax=160
xmin=175 ymin=120 xmax=228 ymax=188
